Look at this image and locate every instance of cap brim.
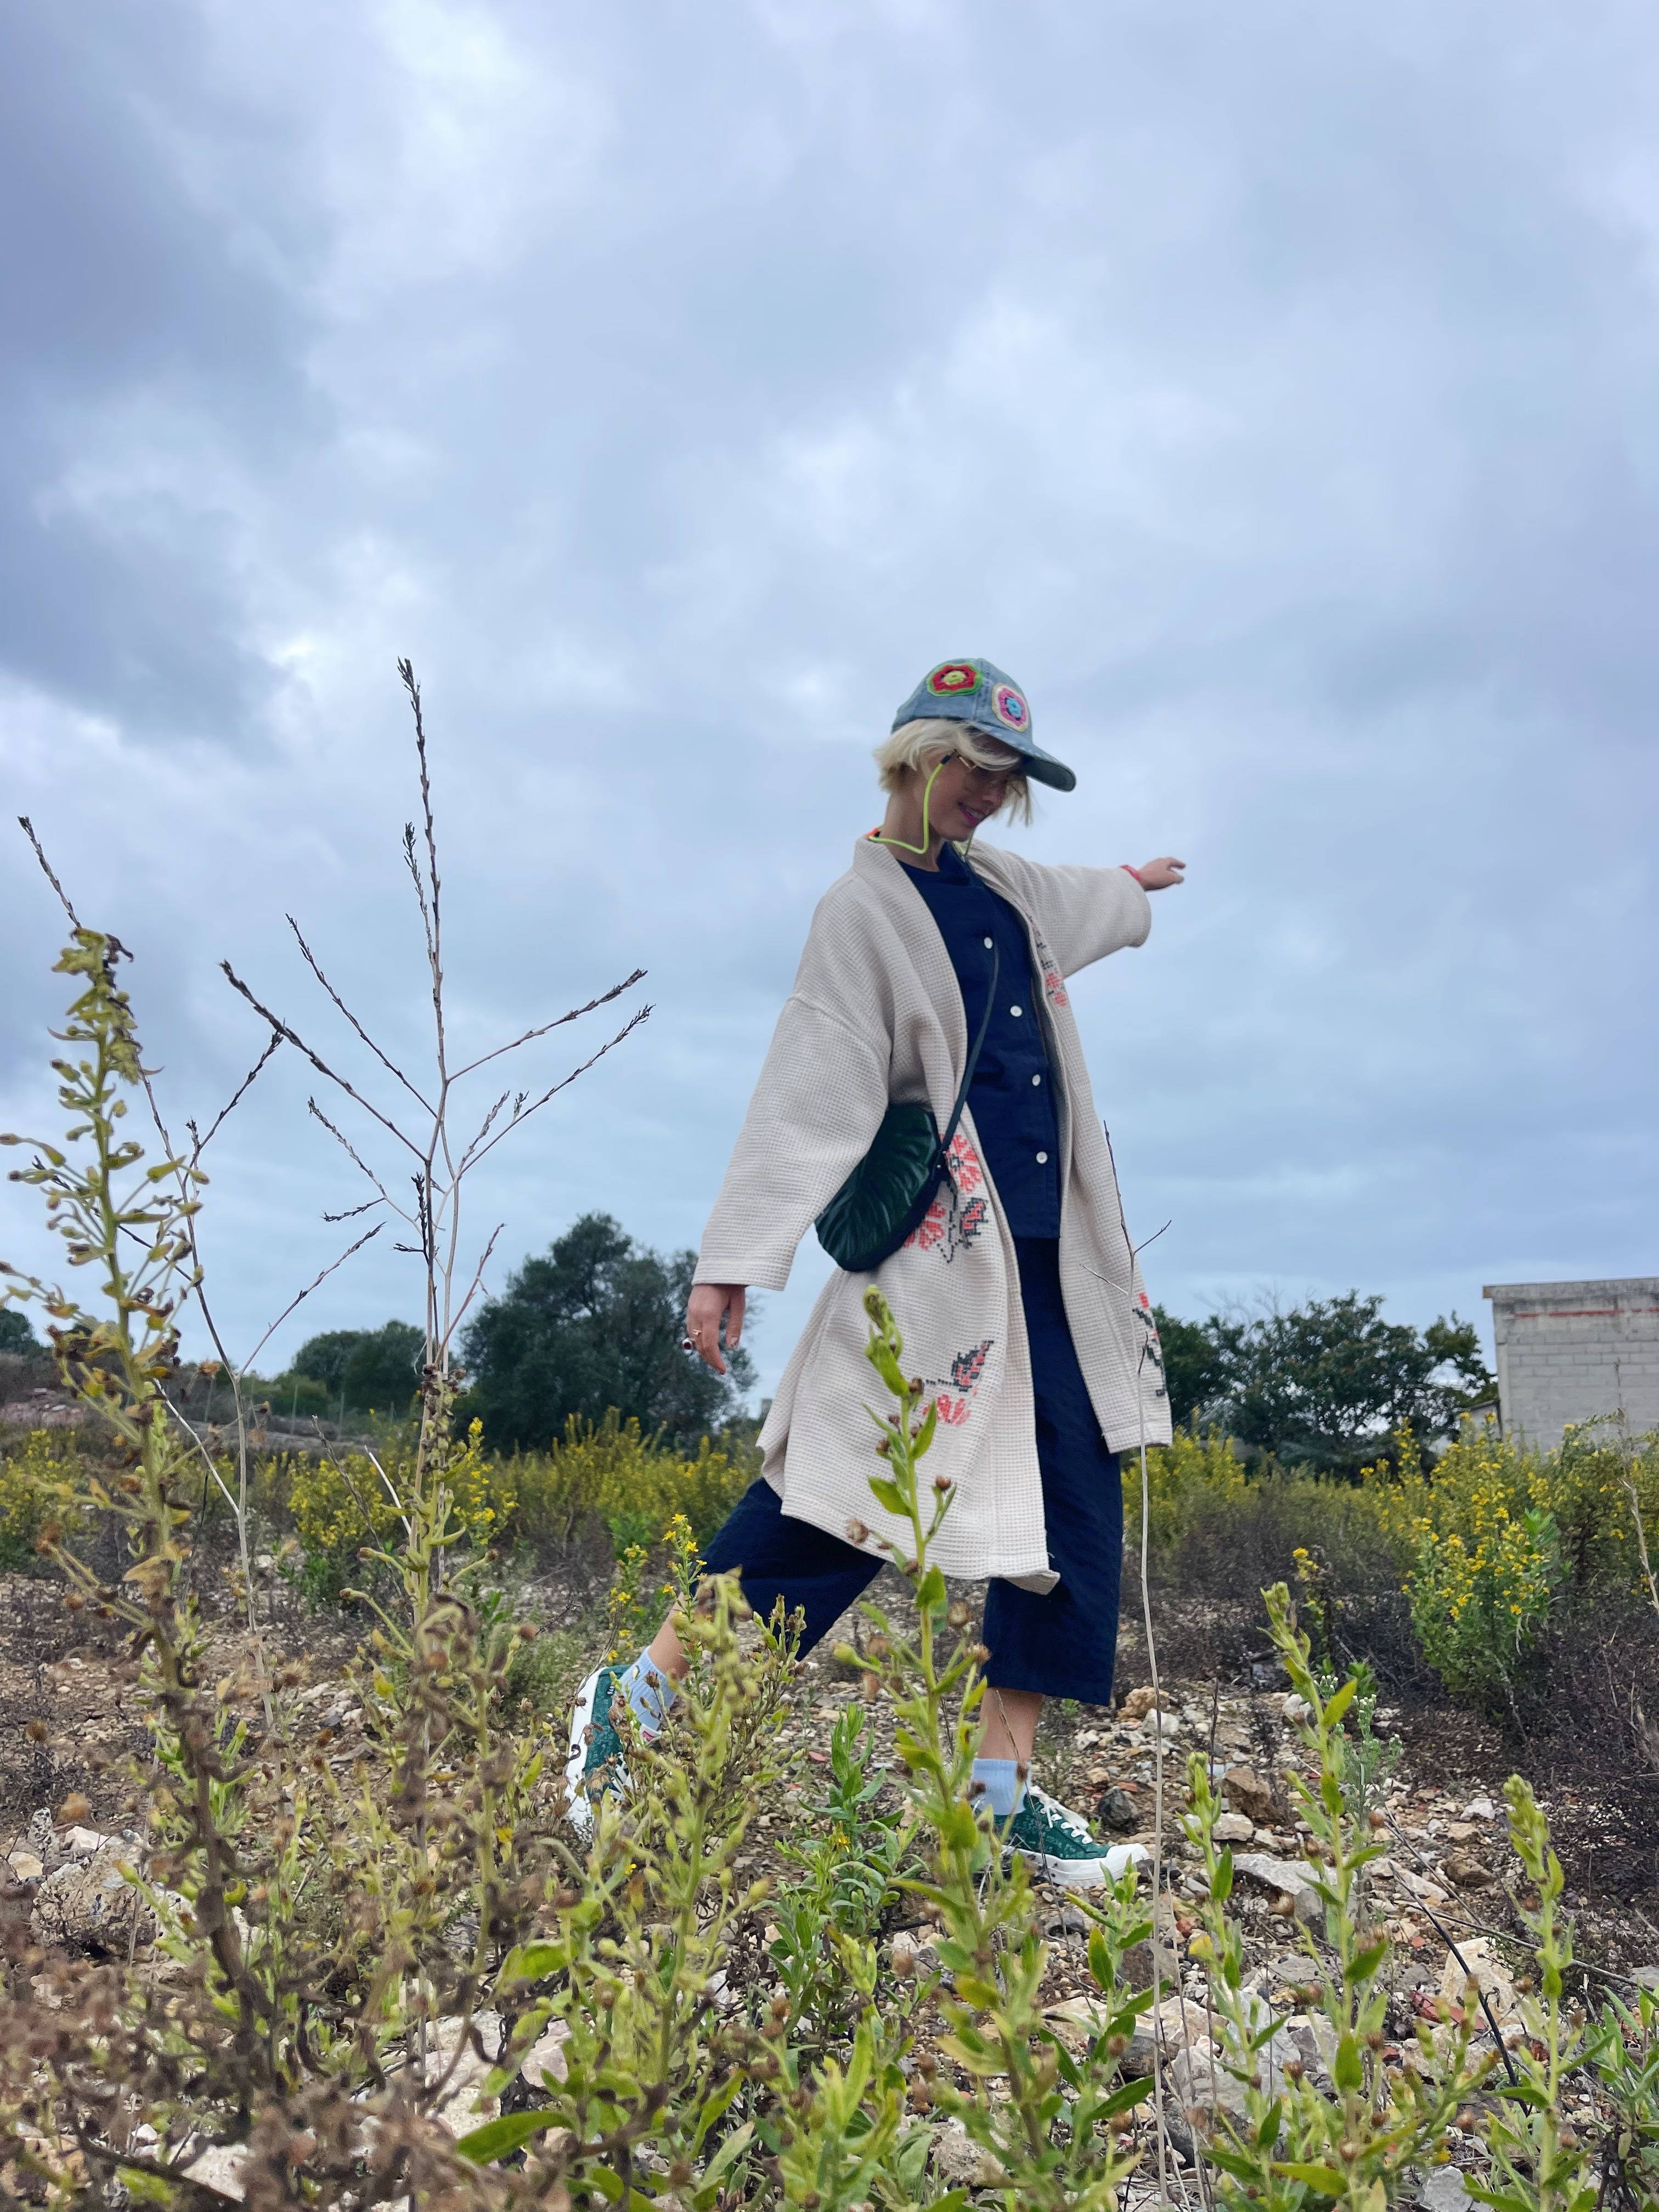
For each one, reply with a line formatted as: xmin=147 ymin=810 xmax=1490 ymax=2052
xmin=965 ymin=723 xmax=1075 ymax=792
xmin=1020 ymin=754 xmax=1076 ymax=793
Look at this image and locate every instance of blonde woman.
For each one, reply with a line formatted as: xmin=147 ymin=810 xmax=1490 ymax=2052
xmin=569 ymin=658 xmax=1184 ymax=1884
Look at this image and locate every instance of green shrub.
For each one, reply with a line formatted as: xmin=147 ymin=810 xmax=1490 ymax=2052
xmin=1363 ymin=1420 xmax=1659 ymax=1702
xmin=287 ymin=1417 xmax=511 ymax=1604
xmin=1130 ymin=1427 xmax=1410 ymax=1600
xmin=0 ymin=1429 xmax=83 ymax=1570
xmin=499 ymin=1619 xmax=589 ymax=1719
xmin=511 ymin=1409 xmax=755 ymax=1558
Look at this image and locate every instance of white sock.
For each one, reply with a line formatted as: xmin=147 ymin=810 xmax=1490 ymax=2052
xmin=618 ymin=1652 xmax=675 ymax=1737
xmin=970 ymin=1757 xmax=1027 ymax=1818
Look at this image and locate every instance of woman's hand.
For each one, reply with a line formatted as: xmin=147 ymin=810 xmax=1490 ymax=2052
xmin=1134 ymin=856 xmax=1186 ymax=891
xmin=685 ymin=1282 xmax=746 ymax=1375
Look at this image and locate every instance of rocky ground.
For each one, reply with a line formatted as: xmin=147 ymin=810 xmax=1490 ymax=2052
xmin=2 ymin=1560 xmax=1655 ymax=2207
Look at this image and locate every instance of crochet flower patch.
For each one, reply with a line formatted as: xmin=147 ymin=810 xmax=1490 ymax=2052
xmin=991 ymin=682 xmax=1029 ymax=730
xmin=927 ymin=662 xmax=981 ymax=697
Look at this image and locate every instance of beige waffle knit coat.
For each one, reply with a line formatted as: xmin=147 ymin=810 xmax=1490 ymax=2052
xmin=694 ymin=834 xmax=1171 ymax=1592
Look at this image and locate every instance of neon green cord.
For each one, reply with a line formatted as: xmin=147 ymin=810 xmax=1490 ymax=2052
xmin=870 ymin=756 xmax=949 ymax=857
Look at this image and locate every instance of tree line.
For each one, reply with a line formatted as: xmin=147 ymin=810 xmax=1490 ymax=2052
xmin=4 ymin=1220 xmax=1493 ymax=1472
xmin=1153 ymin=1293 xmax=1492 ymax=1475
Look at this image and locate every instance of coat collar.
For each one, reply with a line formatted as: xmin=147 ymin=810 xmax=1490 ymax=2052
xmin=848 ymin=836 xmax=1044 ymax=1092
xmin=850 ymin=833 xmax=1036 ymax=926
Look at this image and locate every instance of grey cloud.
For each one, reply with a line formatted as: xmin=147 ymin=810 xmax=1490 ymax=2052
xmin=1 ymin=0 xmax=1655 ymax=1389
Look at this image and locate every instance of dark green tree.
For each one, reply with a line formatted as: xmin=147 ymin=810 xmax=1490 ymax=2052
xmin=0 ymin=1308 xmax=38 ymax=1354
xmin=1204 ymin=1293 xmax=1492 ymax=1474
xmin=1150 ymin=1305 xmax=1231 ymax=1429
xmin=286 ymin=1321 xmax=423 ymax=1415
xmin=341 ymin=1321 xmax=425 ymax=1415
xmin=291 ymin=1329 xmax=366 ymax=1391
xmin=460 ymin=1212 xmax=755 ymax=1452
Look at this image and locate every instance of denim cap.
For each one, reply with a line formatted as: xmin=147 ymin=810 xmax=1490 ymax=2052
xmin=890 ymin=658 xmax=1076 ymax=792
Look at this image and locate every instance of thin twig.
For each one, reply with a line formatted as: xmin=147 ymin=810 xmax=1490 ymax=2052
xmin=321 ymin=1198 xmax=386 ymax=1224
xmin=308 ymin=1421 xmax=407 ymax=1550
xmin=287 ymin=916 xmax=435 ymax=1115
xmin=190 ymin=1030 xmax=284 ymax=1159
xmin=239 ymin=1223 xmax=385 ymax=1377
xmin=307 ymin=1097 xmax=405 ymax=1218
xmin=458 ymin=1004 xmax=653 ymax=1175
xmin=18 ymin=816 xmax=81 ymax=929
xmin=222 ymin=962 xmax=424 ymax=1160
xmin=160 ymin=1393 xmax=242 ymax=1522
xmin=450 ymin=970 xmax=648 ymax=1081
xmin=447 ymin=1221 xmax=505 ymax=1348
xmin=142 ymin=1074 xmax=279 ymax=1734
xmin=1409 ymin=1897 xmax=1522 ymax=2089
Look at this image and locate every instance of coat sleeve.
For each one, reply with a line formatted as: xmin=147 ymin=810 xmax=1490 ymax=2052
xmin=990 ymin=851 xmax=1152 ymax=975
xmin=693 ymin=994 xmax=891 ymax=1290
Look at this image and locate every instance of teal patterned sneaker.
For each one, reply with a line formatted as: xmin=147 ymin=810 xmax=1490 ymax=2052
xmin=1003 ymin=1784 xmax=1149 ymax=1889
xmin=564 ymin=1664 xmax=630 ymax=1837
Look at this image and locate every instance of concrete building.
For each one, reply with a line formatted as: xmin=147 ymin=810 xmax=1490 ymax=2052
xmin=1483 ymin=1277 xmax=1659 ymax=1449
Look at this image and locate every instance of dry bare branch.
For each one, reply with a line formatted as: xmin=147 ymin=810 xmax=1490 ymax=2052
xmin=222 ymin=960 xmax=424 ymax=1158
xmin=460 ymin=1001 xmax=652 ymax=1175
xmin=239 ymin=1222 xmax=386 ymax=1376
xmin=450 ymin=968 xmax=649 ymax=1080
xmin=287 ymin=914 xmax=434 ymax=1115
xmin=445 ymin=1220 xmax=504 ymax=1351
xmin=308 ymin=1097 xmax=404 ymax=1217
xmin=189 ymin=1029 xmax=284 ymax=1160
xmin=18 ymin=815 xmax=82 ymax=929
xmin=398 ymin=658 xmax=447 ymax=1070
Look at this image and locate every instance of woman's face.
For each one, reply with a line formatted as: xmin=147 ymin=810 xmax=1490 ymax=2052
xmin=915 ymin=747 xmax=1018 ymax=842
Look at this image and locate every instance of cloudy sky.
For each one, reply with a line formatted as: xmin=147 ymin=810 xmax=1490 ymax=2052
xmin=2 ymin=0 xmax=1655 ymax=1400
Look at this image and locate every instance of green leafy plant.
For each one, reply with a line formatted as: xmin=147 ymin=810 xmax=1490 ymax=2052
xmin=1182 ymin=1581 xmax=1491 ymax=2207
xmin=771 ymin=1701 xmax=919 ymax=2049
xmin=1468 ymin=1778 xmax=1601 ymax=2212
xmin=831 ymin=1285 xmax=1155 ymax=2211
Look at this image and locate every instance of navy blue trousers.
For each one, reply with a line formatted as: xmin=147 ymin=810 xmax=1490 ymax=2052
xmin=703 ymin=1236 xmax=1123 ymax=1703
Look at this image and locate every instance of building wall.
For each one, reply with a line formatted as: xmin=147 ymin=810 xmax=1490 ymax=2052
xmin=1483 ymin=1278 xmax=1659 ymax=1450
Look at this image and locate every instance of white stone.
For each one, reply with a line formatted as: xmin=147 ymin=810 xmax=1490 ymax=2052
xmin=7 ymin=1850 xmax=43 ymax=1882
xmin=1167 ymin=2041 xmax=1250 ymax=2120
xmin=932 ymin=2119 xmax=1006 ymax=2186
xmin=522 ymin=2017 xmax=571 ymax=2089
xmin=176 ymin=2143 xmax=247 ymax=2202
xmin=410 ymin=2012 xmax=504 ymax=2134
xmin=1213 ymin=1812 xmax=1255 ymax=1844
xmin=32 ymin=1841 xmax=151 ymax=1954
xmin=61 ymin=1826 xmax=106 ymax=1859
xmin=1461 ymin=1796 xmax=1496 ymax=1823
xmin=1438 ymin=1937 xmax=1518 ymax=2024
xmin=1419 ymin=2167 xmax=1477 ymax=2211
xmin=1229 ymin=1852 xmax=1323 ymax=1928
xmin=1286 ymin=2010 xmax=1340 ymax=2083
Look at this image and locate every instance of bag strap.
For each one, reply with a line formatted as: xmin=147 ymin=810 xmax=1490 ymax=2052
xmin=938 ymin=943 xmax=1000 ymax=1161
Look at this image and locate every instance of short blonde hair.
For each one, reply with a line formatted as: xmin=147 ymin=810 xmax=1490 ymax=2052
xmin=873 ymin=717 xmax=1034 ymax=826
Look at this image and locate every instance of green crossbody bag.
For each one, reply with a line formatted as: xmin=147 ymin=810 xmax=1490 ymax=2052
xmin=814 ymin=945 xmax=1000 ymax=1275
